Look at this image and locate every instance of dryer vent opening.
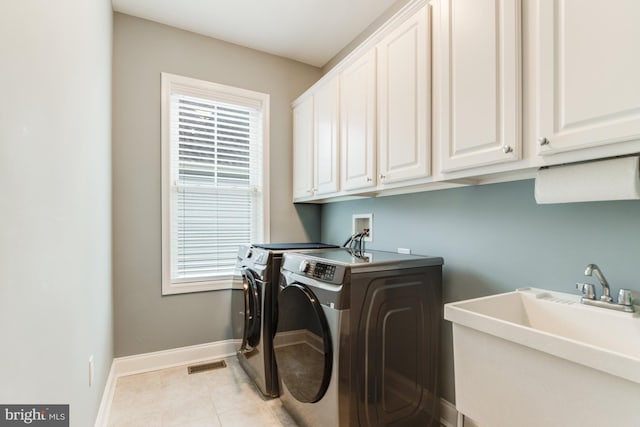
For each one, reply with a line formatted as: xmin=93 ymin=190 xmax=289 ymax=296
xmin=187 ymin=360 xmax=227 ymax=374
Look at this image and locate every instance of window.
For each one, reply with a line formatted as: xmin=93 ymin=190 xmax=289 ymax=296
xmin=161 ymin=73 xmax=269 ymax=295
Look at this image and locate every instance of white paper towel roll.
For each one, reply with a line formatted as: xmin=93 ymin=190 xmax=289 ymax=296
xmin=535 ymin=156 xmax=640 ymax=204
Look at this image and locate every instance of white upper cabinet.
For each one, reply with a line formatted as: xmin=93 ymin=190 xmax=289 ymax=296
xmin=313 ymin=75 xmax=340 ymax=195
xmin=291 ymin=0 xmax=640 ymax=202
xmin=435 ymin=0 xmax=522 ymax=172
xmin=377 ymin=5 xmax=431 ymax=185
xmin=536 ymin=0 xmax=640 ymax=155
xmin=292 ymin=96 xmax=314 ymax=200
xmin=340 ymin=49 xmax=377 ymax=191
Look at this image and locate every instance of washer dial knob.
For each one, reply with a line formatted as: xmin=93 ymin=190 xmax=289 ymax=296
xmin=299 ymin=260 xmax=311 ymax=274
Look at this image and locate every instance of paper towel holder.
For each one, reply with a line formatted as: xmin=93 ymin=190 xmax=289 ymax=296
xmin=534 ymin=155 xmax=640 ymax=204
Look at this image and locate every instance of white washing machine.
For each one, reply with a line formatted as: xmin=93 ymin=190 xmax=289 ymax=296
xmin=274 ymin=248 xmax=443 ymax=426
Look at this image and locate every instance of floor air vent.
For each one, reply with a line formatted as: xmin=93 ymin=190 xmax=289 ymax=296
xmin=187 ymin=359 xmax=227 ymax=374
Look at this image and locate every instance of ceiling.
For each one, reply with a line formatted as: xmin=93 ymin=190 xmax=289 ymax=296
xmin=111 ymin=0 xmax=402 ymax=68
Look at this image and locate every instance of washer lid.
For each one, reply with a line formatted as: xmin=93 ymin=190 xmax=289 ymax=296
xmin=252 ymin=242 xmax=339 ymax=250
xmin=289 ymin=248 xmax=444 ymax=271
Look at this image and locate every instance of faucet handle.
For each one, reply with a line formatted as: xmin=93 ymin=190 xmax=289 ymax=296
xmin=618 ymin=289 xmax=634 ymax=306
xmin=576 ymin=283 xmax=596 ymax=300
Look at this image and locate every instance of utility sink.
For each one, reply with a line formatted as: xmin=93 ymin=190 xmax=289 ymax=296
xmin=445 ymin=288 xmax=640 ymax=427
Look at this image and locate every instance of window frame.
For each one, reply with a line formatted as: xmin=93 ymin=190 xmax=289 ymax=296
xmin=160 ymin=72 xmax=270 ymax=295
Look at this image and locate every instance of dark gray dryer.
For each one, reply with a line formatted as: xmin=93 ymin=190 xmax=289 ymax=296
xmin=274 ymin=248 xmax=443 ymax=426
xmin=232 ymin=242 xmax=338 ymax=398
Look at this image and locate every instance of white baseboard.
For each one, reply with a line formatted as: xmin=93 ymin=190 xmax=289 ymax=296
xmin=462 ymin=414 xmax=481 ymax=427
xmin=440 ymin=398 xmax=459 ymax=427
xmin=439 ymin=398 xmax=480 ymax=427
xmin=94 ymin=339 xmax=240 ymax=426
xmin=112 ymin=339 xmax=239 ymax=377
xmin=94 ymin=362 xmax=117 ymax=427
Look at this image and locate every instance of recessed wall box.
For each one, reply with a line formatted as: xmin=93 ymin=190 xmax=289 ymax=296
xmin=352 ymin=213 xmax=373 ymax=242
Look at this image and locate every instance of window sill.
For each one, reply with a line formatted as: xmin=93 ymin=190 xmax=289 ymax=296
xmin=161 ymin=275 xmax=243 ymax=295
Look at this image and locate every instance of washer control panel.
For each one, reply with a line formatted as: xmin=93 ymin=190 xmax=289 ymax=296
xmin=311 ymin=262 xmax=337 ymax=281
xmin=296 ymin=259 xmax=343 ymax=283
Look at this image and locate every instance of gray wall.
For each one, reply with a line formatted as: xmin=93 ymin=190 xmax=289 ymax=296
xmin=113 ymin=13 xmax=322 ymax=357
xmin=320 ymin=179 xmax=640 ymax=403
xmin=0 ymin=1 xmax=113 ymax=425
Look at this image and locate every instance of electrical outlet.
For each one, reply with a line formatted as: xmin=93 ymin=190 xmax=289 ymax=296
xmin=89 ymin=355 xmax=94 ymax=387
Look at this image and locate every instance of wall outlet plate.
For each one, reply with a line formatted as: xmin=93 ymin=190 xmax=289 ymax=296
xmin=89 ymin=355 xmax=94 ymax=387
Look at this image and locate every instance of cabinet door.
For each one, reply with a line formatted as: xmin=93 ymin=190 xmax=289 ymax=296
xmin=340 ymin=49 xmax=377 ymax=191
xmin=536 ymin=0 xmax=640 ymax=155
xmin=314 ymin=76 xmax=340 ymax=195
xmin=377 ymin=5 xmax=430 ymax=185
xmin=292 ymin=96 xmax=314 ymax=200
xmin=436 ymin=0 xmax=521 ymax=172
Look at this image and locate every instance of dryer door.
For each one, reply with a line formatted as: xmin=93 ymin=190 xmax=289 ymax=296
xmin=240 ymin=269 xmax=262 ymax=351
xmin=274 ymin=283 xmax=333 ymax=403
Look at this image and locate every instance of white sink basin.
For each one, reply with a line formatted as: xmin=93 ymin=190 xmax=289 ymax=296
xmin=445 ymin=288 xmax=640 ymax=427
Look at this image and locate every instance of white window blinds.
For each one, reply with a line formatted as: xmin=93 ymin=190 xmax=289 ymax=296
xmin=162 ymin=73 xmax=268 ymax=294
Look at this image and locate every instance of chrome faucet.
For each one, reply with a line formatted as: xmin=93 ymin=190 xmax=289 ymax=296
xmin=584 ymin=263 xmax=612 ymax=302
xmin=576 ymin=263 xmax=635 ymax=313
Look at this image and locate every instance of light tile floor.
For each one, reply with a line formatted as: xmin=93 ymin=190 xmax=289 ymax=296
xmin=107 ymin=356 xmax=299 ymax=427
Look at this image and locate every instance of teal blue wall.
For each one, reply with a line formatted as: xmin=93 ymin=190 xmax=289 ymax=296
xmin=319 ymin=179 xmax=640 ymax=403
